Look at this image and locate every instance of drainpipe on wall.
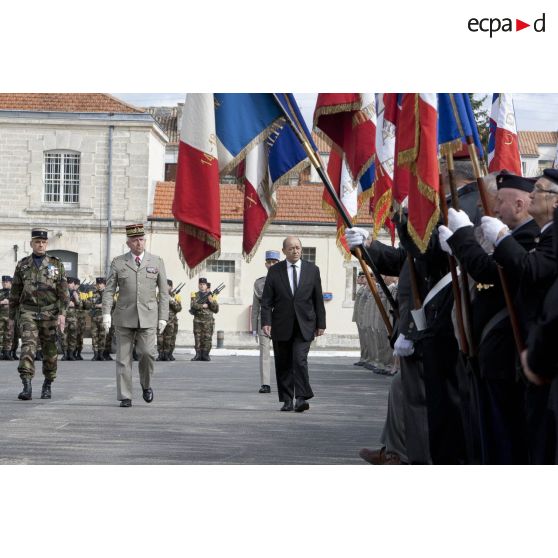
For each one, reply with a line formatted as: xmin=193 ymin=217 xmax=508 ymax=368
xmin=105 ymin=125 xmax=114 ymax=276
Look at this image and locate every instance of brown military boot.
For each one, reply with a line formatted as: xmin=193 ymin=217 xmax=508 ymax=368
xmin=18 ymin=378 xmax=32 ymax=400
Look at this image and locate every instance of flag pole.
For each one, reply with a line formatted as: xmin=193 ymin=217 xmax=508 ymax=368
xmin=466 ymin=136 xmax=525 ymax=353
xmin=272 ymin=95 xmax=399 ymax=333
xmin=438 ymin=165 xmax=470 ymax=356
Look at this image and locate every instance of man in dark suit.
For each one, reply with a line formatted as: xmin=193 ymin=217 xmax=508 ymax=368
xmin=260 ymin=236 xmax=326 ymax=413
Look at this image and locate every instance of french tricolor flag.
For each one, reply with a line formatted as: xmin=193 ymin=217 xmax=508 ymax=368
xmin=488 ymin=93 xmax=522 ymax=175
xmin=173 ymin=94 xmax=283 ymax=272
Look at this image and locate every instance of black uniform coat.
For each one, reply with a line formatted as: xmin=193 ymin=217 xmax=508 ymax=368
xmin=260 ymin=259 xmax=326 ymax=342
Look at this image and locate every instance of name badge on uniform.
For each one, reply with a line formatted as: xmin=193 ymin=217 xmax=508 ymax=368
xmin=146 ymin=267 xmax=159 ymax=274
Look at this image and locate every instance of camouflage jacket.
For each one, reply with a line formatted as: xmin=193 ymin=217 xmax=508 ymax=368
xmin=9 ymin=254 xmax=69 ymax=320
xmin=190 ymin=290 xmax=218 ymax=321
xmin=0 ymin=287 xmax=11 ymax=316
xmin=84 ymin=290 xmax=105 ymax=317
xmin=169 ymin=294 xmax=182 ymax=320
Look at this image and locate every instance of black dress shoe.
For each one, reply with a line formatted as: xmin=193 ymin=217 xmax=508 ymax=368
xmin=294 ymin=397 xmax=310 ymax=413
xmin=259 ymin=385 xmax=271 ymax=394
xmin=280 ymin=399 xmax=293 ymax=411
xmin=142 ymin=388 xmax=154 ymax=403
xmin=120 ymin=399 xmax=132 ymax=407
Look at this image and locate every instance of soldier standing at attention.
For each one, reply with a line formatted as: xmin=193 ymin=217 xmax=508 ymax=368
xmin=61 ymin=277 xmax=81 ymax=361
xmin=251 ymin=250 xmax=280 ymax=393
xmin=190 ymin=278 xmax=218 ymax=362
xmin=86 ymin=278 xmax=107 ymax=361
xmin=75 ymin=278 xmax=88 ymax=360
xmin=8 ymin=228 xmax=69 ymax=400
xmin=102 ymin=223 xmax=169 ymax=407
xmin=157 ymin=279 xmax=182 ymax=361
xmin=1 ymin=276 xmax=14 ymax=360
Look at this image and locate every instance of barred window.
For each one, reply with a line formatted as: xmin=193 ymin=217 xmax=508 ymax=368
xmin=44 ymin=151 xmax=80 ymax=204
xmin=207 ymin=259 xmax=235 ymax=273
xmin=302 ymin=247 xmax=316 ymax=264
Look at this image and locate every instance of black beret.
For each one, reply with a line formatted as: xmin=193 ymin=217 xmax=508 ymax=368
xmin=31 ymin=228 xmax=48 ymax=240
xmin=75 ymin=279 xmax=81 ymax=285
xmin=67 ymin=277 xmax=77 ymax=284
xmin=357 ymin=271 xmax=365 ymax=277
xmin=167 ymin=279 xmax=173 ymax=286
xmin=496 ymin=172 xmax=534 ymax=193
xmin=2 ymin=275 xmax=12 ymax=282
xmin=543 ymin=168 xmax=558 ymax=187
xmin=96 ymin=277 xmax=106 ymax=284
xmin=198 ymin=277 xmax=208 ymax=284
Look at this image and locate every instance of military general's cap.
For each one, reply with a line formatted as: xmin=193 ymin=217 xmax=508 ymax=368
xmin=2 ymin=275 xmax=12 ymax=282
xmin=31 ymin=228 xmax=48 ymax=240
xmin=198 ymin=277 xmax=208 ymax=284
xmin=265 ymin=250 xmax=281 ymax=261
xmin=542 ymin=168 xmax=558 ymax=188
xmin=125 ymin=223 xmax=145 ymax=237
xmin=496 ymin=172 xmax=534 ymax=193
xmin=167 ymin=279 xmax=173 ymax=287
xmin=96 ymin=277 xmax=106 ymax=284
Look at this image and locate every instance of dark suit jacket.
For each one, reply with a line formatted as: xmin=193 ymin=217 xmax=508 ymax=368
xmin=494 ymin=223 xmax=556 ymax=334
xmin=260 ymin=259 xmax=326 ymax=342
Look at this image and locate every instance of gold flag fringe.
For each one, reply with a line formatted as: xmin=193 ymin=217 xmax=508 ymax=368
xmin=397 ymin=94 xmax=420 ymax=168
xmin=439 ymin=138 xmax=464 ymax=159
xmin=407 ymin=205 xmax=440 ymax=254
xmin=219 ymin=117 xmax=286 ymax=177
xmin=372 ymin=189 xmax=393 ymax=239
xmin=177 ymin=222 xmax=221 ymax=278
xmin=242 ymin=209 xmax=277 ymax=263
xmin=313 ymin=101 xmax=361 ymax=129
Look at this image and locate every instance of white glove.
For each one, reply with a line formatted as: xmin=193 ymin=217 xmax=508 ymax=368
xmin=393 ymin=333 xmax=414 ymax=357
xmin=102 ymin=314 xmax=111 ymax=333
xmin=447 ymin=208 xmax=473 ymax=232
xmin=158 ymin=320 xmax=168 ymax=332
xmin=344 ymin=227 xmax=370 ymax=249
xmin=481 ymin=216 xmax=509 ymax=246
xmin=438 ymin=225 xmax=453 ymax=255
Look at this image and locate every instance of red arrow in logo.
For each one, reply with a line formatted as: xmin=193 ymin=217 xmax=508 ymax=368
xmin=516 ymin=19 xmax=531 ymax=31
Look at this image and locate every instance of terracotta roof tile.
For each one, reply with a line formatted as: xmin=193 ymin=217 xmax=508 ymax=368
xmin=145 ymin=106 xmax=180 ymax=144
xmin=518 ymin=131 xmax=558 ymax=157
xmin=0 ymin=93 xmax=144 ymax=113
xmin=150 ymin=181 xmax=373 ymax=225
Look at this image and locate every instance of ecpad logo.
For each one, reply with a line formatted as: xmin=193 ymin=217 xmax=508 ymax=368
xmin=468 ymin=13 xmax=546 ymax=37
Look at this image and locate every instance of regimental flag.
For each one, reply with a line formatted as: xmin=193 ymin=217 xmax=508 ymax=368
xmin=488 ymin=93 xmax=521 ymax=175
xmin=313 ymin=94 xmax=376 ymax=256
xmin=396 ymin=93 xmax=440 ymax=253
xmin=239 ymin=94 xmax=311 ymax=260
xmin=173 ymin=94 xmax=283 ymax=273
xmin=372 ymin=93 xmax=397 ymax=238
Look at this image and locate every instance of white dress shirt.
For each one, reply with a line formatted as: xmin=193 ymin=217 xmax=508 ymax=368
xmin=287 ymin=260 xmax=302 ymax=294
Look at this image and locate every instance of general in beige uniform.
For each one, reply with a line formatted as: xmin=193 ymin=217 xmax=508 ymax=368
xmin=102 ymin=223 xmax=169 ymax=407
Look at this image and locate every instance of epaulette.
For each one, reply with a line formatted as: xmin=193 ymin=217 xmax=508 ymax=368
xmin=46 ymin=253 xmax=61 ymax=263
xmin=191 ymin=291 xmax=197 ymax=297
xmin=175 ymin=294 xmax=182 ymax=303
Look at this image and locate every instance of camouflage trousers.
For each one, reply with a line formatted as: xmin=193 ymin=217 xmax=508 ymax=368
xmin=193 ymin=319 xmax=214 ymax=351
xmin=62 ymin=315 xmax=78 ymax=352
xmin=18 ymin=312 xmax=58 ymax=380
xmin=77 ymin=314 xmax=86 ymax=350
xmin=0 ymin=314 xmax=14 ymax=351
xmin=157 ymin=319 xmax=177 ymax=352
xmin=91 ymin=316 xmax=106 ymax=351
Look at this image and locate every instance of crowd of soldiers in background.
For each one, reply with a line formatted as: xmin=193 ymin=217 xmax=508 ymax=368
xmin=0 ymin=274 xmax=187 ymax=362
xmin=352 ymin=272 xmax=398 ymax=376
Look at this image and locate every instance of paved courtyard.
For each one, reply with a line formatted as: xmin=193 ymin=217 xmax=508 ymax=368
xmin=0 ymin=352 xmax=391 ymax=465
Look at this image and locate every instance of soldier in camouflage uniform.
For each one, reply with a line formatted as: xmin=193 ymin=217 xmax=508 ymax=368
xmin=75 ymin=278 xmax=89 ymax=360
xmin=157 ymin=279 xmax=182 ymax=361
xmin=61 ymin=277 xmax=81 ymax=361
xmin=190 ymin=277 xmax=218 ymax=361
xmin=8 ymin=228 xmax=69 ymax=400
xmin=85 ymin=277 xmax=107 ymax=361
xmin=1 ymin=276 xmax=14 ymax=360
xmin=251 ymin=250 xmax=280 ymax=393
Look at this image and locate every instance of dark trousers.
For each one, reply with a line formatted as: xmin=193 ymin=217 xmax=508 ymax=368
xmin=272 ymin=319 xmax=314 ymax=402
xmin=525 ymin=383 xmax=553 ymax=464
xmin=481 ymin=378 xmax=528 ymax=464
